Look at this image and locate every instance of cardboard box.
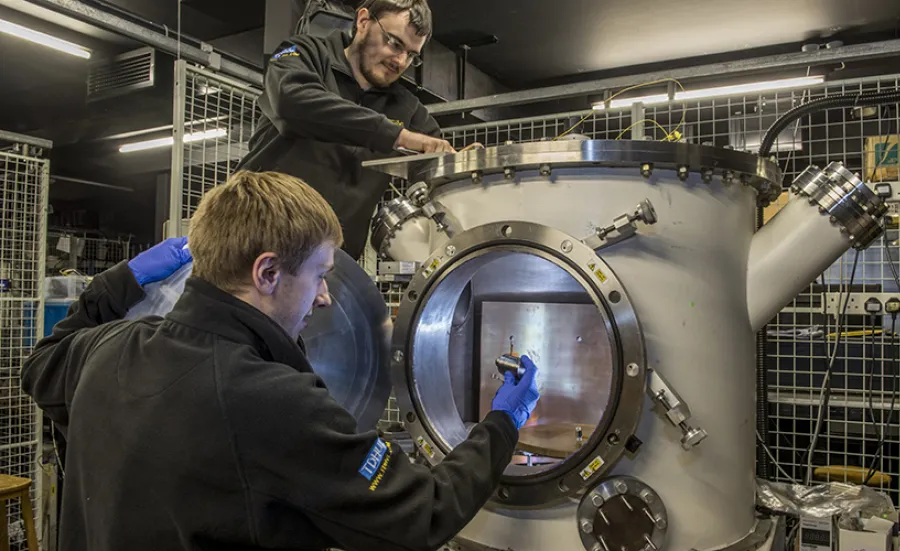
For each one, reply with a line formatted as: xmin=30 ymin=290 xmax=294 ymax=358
xmin=839 ymin=517 xmax=894 ymax=551
xmin=865 ymin=136 xmax=900 ymax=183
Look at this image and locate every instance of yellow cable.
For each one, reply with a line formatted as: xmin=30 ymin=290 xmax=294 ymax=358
xmin=615 ymin=119 xmax=671 ymax=140
xmin=554 ymin=78 xmax=686 ymax=141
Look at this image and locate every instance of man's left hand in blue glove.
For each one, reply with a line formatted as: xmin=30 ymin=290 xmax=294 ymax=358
xmin=128 ymin=236 xmax=193 ymax=286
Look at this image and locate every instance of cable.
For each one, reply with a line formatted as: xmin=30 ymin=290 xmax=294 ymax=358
xmin=865 ymin=315 xmax=882 ymax=469
xmin=614 ymin=119 xmax=672 ymax=141
xmin=756 ymin=430 xmax=798 ymax=484
xmin=554 ymin=78 xmax=685 ymax=141
xmin=802 ymin=250 xmax=861 ymax=484
xmin=759 ymin=88 xmax=900 ymax=158
xmin=883 ymin=230 xmax=900 ymax=291
xmin=864 ymin=313 xmax=897 ymax=485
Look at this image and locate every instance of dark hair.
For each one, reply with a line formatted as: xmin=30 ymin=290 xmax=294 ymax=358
xmin=352 ymin=0 xmax=433 ymax=38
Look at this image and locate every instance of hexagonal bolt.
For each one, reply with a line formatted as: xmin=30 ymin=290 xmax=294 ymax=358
xmin=677 ymin=166 xmax=689 ymax=181
xmin=701 ymin=169 xmax=714 ymax=184
xmin=655 ymin=516 xmax=667 ymax=530
xmin=540 ymin=164 xmax=552 ymax=177
xmin=640 ymin=490 xmax=655 ymax=504
xmin=640 ymin=163 xmax=653 ymax=178
xmin=591 ymin=493 xmax=605 ymax=507
xmin=504 ymin=140 xmax=515 ymax=145
xmin=504 ymin=167 xmax=516 ymax=180
xmin=580 ymin=520 xmax=593 ymax=534
xmin=591 ymin=544 xmax=603 ymax=551
xmin=614 ymin=480 xmax=628 ymax=494
xmin=471 ymin=171 xmax=483 ymax=185
xmin=445 ymin=245 xmax=457 ymax=257
xmin=561 ymin=240 xmax=574 ymax=253
xmin=723 ymin=171 xmax=735 ymax=185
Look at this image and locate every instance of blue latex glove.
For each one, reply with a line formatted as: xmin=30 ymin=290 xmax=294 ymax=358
xmin=491 ymin=355 xmax=540 ymax=430
xmin=128 ymin=237 xmax=193 ymax=286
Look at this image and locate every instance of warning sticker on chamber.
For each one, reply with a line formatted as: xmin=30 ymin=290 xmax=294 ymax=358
xmin=416 ymin=436 xmax=435 ymax=458
xmin=587 ymin=262 xmax=608 ymax=284
xmin=423 ymin=258 xmax=442 ymax=278
xmin=580 ymin=455 xmax=605 ymax=481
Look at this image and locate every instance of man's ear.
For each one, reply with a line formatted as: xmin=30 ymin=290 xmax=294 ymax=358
xmin=250 ymin=253 xmax=281 ymax=296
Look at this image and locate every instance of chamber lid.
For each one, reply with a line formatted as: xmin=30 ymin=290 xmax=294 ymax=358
xmin=362 ymin=140 xmax=783 ymax=204
xmin=302 ymin=248 xmax=392 ymax=431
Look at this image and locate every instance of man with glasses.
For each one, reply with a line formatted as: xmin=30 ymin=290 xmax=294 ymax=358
xmin=237 ymin=0 xmax=455 ymax=261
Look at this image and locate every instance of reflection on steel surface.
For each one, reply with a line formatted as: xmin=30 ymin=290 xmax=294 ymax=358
xmin=479 ymin=301 xmax=614 ymax=458
xmin=302 ymin=248 xmax=392 ymax=431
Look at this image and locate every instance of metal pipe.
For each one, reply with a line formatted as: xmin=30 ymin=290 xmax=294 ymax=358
xmin=51 ymin=175 xmax=133 ymax=192
xmin=428 ymin=39 xmax=900 ymax=115
xmin=20 ymin=0 xmax=264 ymax=87
xmin=0 ymin=129 xmax=53 ymax=150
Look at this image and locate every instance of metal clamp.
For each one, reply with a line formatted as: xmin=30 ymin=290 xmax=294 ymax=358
xmin=647 ymin=368 xmax=707 ymax=450
xmin=583 ymin=199 xmax=658 ymax=251
xmin=406 ymin=182 xmax=462 ymax=238
xmin=791 ymin=162 xmax=887 ymax=250
xmin=370 ymin=197 xmax=423 ymax=260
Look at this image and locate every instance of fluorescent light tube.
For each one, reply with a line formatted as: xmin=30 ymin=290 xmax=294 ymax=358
xmin=119 ymin=128 xmax=227 ymax=153
xmin=675 ymin=76 xmax=825 ymax=101
xmin=0 ymin=19 xmax=91 ymax=59
xmin=593 ymin=76 xmax=825 ymax=110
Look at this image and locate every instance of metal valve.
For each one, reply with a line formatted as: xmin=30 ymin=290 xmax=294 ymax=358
xmin=647 ymin=368 xmax=707 ymax=450
xmin=404 ymin=181 xmax=460 ymax=238
xmin=583 ymin=199 xmax=658 ymax=251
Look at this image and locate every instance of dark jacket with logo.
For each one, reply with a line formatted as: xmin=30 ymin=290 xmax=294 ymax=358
xmin=236 ymin=31 xmax=441 ymax=260
xmin=21 ymin=262 xmax=517 ymax=551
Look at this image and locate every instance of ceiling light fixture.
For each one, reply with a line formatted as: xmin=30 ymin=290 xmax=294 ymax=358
xmin=592 ymin=76 xmax=825 ymax=110
xmin=119 ymin=128 xmax=227 ymax=153
xmin=0 ymin=19 xmax=91 ymax=59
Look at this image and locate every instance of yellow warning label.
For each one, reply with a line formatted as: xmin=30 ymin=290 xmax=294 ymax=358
xmin=423 ymin=258 xmax=441 ymax=278
xmin=580 ymin=455 xmax=605 ymax=481
xmin=416 ymin=436 xmax=435 ymax=458
xmin=587 ymin=262 xmax=607 ymax=284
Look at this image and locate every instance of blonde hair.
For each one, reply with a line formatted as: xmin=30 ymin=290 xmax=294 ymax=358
xmin=188 ymin=171 xmax=343 ymax=292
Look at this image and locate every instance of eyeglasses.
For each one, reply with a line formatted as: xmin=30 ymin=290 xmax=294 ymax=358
xmin=370 ymin=15 xmax=423 ymax=68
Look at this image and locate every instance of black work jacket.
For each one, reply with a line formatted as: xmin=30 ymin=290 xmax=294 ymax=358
xmin=236 ymin=31 xmax=441 ymax=259
xmin=21 ymin=262 xmax=517 ymax=551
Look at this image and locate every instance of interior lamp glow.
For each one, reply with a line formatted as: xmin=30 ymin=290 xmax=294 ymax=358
xmin=119 ymin=128 xmax=228 ymax=153
xmin=0 ymin=19 xmax=91 ymax=59
xmin=593 ymin=76 xmax=825 ymax=110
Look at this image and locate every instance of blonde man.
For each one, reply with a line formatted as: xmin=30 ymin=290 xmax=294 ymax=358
xmin=23 ymin=171 xmax=540 ymax=551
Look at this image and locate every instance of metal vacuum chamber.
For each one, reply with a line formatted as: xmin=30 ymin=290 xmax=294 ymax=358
xmin=365 ymin=140 xmax=887 ymax=551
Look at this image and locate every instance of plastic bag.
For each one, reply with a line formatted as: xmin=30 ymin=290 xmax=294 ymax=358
xmin=756 ymin=478 xmax=895 ymax=521
xmin=125 ymin=262 xmax=193 ymax=320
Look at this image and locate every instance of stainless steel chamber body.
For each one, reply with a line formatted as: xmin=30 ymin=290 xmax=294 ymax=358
xmin=366 ymin=141 xmax=885 ymax=551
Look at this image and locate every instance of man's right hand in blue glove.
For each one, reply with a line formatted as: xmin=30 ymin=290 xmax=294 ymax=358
xmin=128 ymin=236 xmax=193 ymax=286
xmin=491 ymin=355 xmax=541 ymax=430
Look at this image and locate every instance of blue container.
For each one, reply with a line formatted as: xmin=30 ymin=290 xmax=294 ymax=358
xmin=43 ymin=300 xmax=74 ymax=338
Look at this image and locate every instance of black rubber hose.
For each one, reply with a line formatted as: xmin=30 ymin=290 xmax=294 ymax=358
xmin=759 ymin=89 xmax=900 ymax=158
xmin=755 ymin=207 xmax=772 ymax=479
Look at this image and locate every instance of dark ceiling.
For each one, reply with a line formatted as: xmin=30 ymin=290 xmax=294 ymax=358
xmin=429 ymin=0 xmax=900 ymax=87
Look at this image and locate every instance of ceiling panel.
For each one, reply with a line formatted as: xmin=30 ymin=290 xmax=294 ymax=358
xmin=429 ymin=0 xmax=900 ymax=86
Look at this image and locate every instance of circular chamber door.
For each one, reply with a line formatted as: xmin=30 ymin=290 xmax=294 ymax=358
xmin=125 ymin=248 xmax=392 ymax=432
xmin=391 ymin=222 xmax=647 ymax=508
xmin=298 ymin=248 xmax=393 ymax=431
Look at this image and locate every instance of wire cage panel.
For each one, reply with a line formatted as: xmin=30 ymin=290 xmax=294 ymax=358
xmin=0 ymin=147 xmax=48 ymax=547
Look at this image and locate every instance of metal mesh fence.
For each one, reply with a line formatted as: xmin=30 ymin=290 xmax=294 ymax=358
xmin=441 ymin=73 xmax=900 ymax=503
xmin=0 ymin=144 xmax=47 ymax=547
xmin=170 ymin=62 xmax=262 ymax=227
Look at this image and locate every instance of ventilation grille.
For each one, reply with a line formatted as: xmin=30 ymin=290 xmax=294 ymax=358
xmin=87 ymin=47 xmax=156 ymax=102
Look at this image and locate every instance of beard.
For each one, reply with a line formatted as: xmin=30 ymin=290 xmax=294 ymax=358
xmin=358 ymin=31 xmax=401 ymax=88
